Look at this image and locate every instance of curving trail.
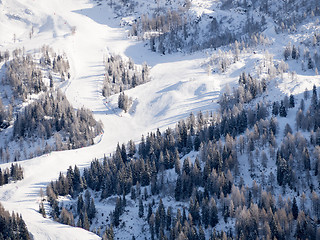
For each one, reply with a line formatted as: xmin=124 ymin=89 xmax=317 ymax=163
xmin=0 ymin=0 xmax=223 ymax=239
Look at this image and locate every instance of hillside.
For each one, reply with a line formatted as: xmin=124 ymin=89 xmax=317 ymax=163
xmin=0 ymin=0 xmax=320 ymax=239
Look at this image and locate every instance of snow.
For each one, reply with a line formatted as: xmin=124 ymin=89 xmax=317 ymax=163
xmin=0 ymin=0 xmax=320 ymax=239
xmin=0 ymin=0 xmax=223 ymax=239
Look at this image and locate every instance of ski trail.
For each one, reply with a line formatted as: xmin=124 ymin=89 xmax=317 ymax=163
xmin=0 ymin=0 xmax=224 ymax=239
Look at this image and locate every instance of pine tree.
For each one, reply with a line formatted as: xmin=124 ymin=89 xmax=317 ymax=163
xmin=77 ymin=195 xmax=84 ymax=215
xmin=127 ymin=140 xmax=136 ymax=158
xmin=139 ymin=198 xmax=144 ymax=218
xmin=304 ymin=88 xmax=309 ymax=100
xmin=209 ymin=198 xmax=219 ymax=227
xmin=39 ymin=202 xmax=46 ymax=218
xmin=166 ymin=207 xmax=172 ymax=231
xmin=308 ymin=57 xmax=314 ymax=69
xmin=149 ymin=213 xmax=155 ymax=240
xmin=292 ymin=45 xmax=299 ymax=59
xmin=73 ymin=165 xmax=83 ymax=193
xmin=289 ymin=94 xmax=295 ymax=108
xmin=0 ymin=168 xmax=3 ymax=186
xmin=113 ymin=197 xmax=121 ymax=227
xmin=88 ymin=198 xmax=96 ymax=220
xmin=18 ymin=214 xmax=30 ymax=240
xmin=155 ymin=210 xmax=160 ymax=237
xmin=118 ymin=92 xmax=130 ymax=112
xmin=312 ymin=85 xmax=318 ymax=111
xmin=279 ymin=100 xmax=287 ymax=117
xmin=103 ymin=225 xmax=114 ymax=240
xmin=121 ymin=143 xmax=127 ymax=162
xmin=284 ymin=44 xmax=291 ymax=60
xmin=292 ymin=197 xmax=299 ymax=220
xmin=83 ymin=211 xmax=90 ymax=230
xmin=174 ymin=153 xmax=181 ymax=175
xmin=199 ymin=225 xmax=205 ymax=240
xmin=302 ymin=147 xmax=311 ymax=170
xmin=175 ymin=176 xmax=182 ymax=201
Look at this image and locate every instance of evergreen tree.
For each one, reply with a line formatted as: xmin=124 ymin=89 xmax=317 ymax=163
xmin=113 ymin=197 xmax=121 ymax=227
xmin=279 ymin=100 xmax=287 ymax=117
xmin=139 ymin=198 xmax=144 ymax=218
xmin=88 ymin=198 xmax=96 ymax=220
xmin=128 ymin=140 xmax=136 ymax=158
xmin=209 ymin=198 xmax=219 ymax=227
xmin=292 ymin=197 xmax=299 ymax=220
xmin=175 ymin=176 xmax=182 ymax=201
xmin=292 ymin=45 xmax=299 ymax=59
xmin=312 ymin=85 xmax=318 ymax=111
xmin=289 ymin=94 xmax=295 ymax=108
xmin=174 ymin=150 xmax=181 ymax=175
xmin=103 ymin=225 xmax=114 ymax=240
xmin=83 ymin=211 xmax=90 ymax=230
xmin=18 ymin=214 xmax=30 ymax=240
xmin=39 ymin=202 xmax=46 ymax=218
xmin=166 ymin=207 xmax=172 ymax=231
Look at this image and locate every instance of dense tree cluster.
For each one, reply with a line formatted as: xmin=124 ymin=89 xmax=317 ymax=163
xmin=147 ymin=16 xmax=238 ymax=54
xmin=46 ymin=167 xmax=96 ymax=229
xmin=5 ymin=48 xmax=46 ymax=101
xmin=47 ymin=70 xmax=320 ymax=239
xmin=222 ymin=0 xmax=319 ymax=34
xmin=219 ymin=72 xmax=267 ymax=111
xmin=0 ymin=46 xmax=75 ymax=160
xmin=13 ymin=90 xmax=103 ymax=149
xmin=39 ymin=45 xmax=70 ymax=81
xmin=127 ymin=0 xmax=320 ymax=55
xmin=0 ymin=163 xmax=24 ymax=187
xmin=3 ymin=46 xmax=69 ymax=102
xmin=0 ymin=202 xmax=30 ymax=240
xmin=102 ymin=55 xmax=150 ymax=97
xmin=130 ymin=8 xmax=188 ymax=40
xmin=128 ymin=0 xmax=270 ymax=54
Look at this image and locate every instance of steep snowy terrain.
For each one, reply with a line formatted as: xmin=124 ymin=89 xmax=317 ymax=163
xmin=0 ymin=0 xmax=226 ymax=239
xmin=1 ymin=0 xmax=320 ymax=239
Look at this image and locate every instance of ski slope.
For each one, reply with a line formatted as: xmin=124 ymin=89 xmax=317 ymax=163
xmin=0 ymin=0 xmax=225 ymax=239
xmin=1 ymin=0 xmax=320 ymax=239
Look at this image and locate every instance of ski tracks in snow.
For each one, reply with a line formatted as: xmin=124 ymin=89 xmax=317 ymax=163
xmin=0 ymin=1 xmax=225 ymax=239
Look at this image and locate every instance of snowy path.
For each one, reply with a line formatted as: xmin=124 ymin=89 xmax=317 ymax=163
xmin=0 ymin=0 xmax=223 ymax=239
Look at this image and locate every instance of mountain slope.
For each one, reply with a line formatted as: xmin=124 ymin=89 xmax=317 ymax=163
xmin=0 ymin=0 xmax=224 ymax=239
xmin=1 ymin=0 xmax=320 ymax=239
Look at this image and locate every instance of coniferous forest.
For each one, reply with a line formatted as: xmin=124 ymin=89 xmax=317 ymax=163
xmin=103 ymin=55 xmax=150 ymax=97
xmin=0 ymin=47 xmax=103 ymax=162
xmin=0 ymin=164 xmax=24 ymax=187
xmin=0 ymin=164 xmax=28 ymax=239
xmin=0 ymin=202 xmax=30 ymax=240
xmin=47 ymin=70 xmax=320 ymax=239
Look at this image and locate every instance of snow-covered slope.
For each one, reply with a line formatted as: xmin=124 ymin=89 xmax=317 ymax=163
xmin=1 ymin=0 xmax=320 ymax=239
xmin=0 ymin=0 xmax=225 ymax=239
